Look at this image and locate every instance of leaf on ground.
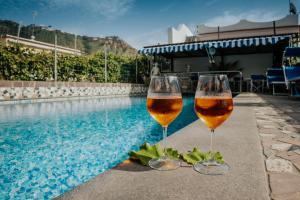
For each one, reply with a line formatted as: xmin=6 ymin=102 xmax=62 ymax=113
xmin=129 ymin=143 xmax=224 ymax=166
xmin=165 ymin=148 xmax=180 ymax=160
xmin=181 ymin=148 xmax=205 ymax=165
xmin=213 ymin=151 xmax=225 ymax=164
xmin=129 ymin=143 xmax=179 ymax=166
xmin=180 ymin=148 xmax=224 ymax=165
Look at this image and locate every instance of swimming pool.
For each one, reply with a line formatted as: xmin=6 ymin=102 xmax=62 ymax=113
xmin=0 ymin=96 xmax=197 ymax=199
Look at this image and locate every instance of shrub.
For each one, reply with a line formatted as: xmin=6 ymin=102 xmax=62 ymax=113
xmin=0 ymin=44 xmax=149 ymax=83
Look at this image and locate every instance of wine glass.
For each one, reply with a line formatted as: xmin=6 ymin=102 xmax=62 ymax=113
xmin=147 ymin=75 xmax=183 ymax=170
xmin=194 ymin=74 xmax=233 ymax=175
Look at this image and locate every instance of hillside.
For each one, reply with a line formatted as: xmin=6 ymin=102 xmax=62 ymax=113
xmin=0 ymin=20 xmax=137 ymax=56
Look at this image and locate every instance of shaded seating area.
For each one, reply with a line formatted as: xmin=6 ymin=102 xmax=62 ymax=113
xmin=266 ymin=68 xmax=287 ymax=95
xmin=139 ymin=35 xmax=291 ymax=96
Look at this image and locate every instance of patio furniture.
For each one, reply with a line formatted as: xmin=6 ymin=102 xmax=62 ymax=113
xmin=250 ymin=75 xmax=266 ymax=93
xmin=266 ymin=68 xmax=287 ymax=95
xmin=179 ymin=77 xmax=193 ymax=93
xmin=197 ymin=71 xmax=243 ymax=94
xmin=162 ymin=71 xmax=243 ymax=94
xmin=283 ymin=66 xmax=300 ymax=96
xmin=282 ymin=47 xmax=300 ymax=96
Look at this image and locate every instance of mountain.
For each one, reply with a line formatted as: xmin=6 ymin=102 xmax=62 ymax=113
xmin=0 ymin=20 xmax=137 ymax=56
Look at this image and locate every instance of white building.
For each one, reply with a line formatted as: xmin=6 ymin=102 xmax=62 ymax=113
xmin=0 ymin=34 xmax=82 ymax=55
xmin=168 ymin=24 xmax=193 ymax=44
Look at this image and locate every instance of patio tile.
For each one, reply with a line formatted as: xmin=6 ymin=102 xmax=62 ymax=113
xmin=282 ymin=125 xmax=300 ymax=133
xmin=257 ymin=119 xmax=275 ymax=124
xmin=261 ymin=137 xmax=274 ymax=148
xmin=276 ymin=151 xmax=300 ymax=171
xmin=259 ymin=128 xmax=282 ymax=135
xmin=277 ymin=151 xmax=300 ymax=161
xmin=260 ymin=133 xmax=276 ymax=138
xmin=266 ymin=158 xmax=294 ymax=173
xmin=291 ymin=145 xmax=300 ymax=155
xmin=263 ymin=148 xmax=275 ymax=158
xmin=277 ymin=137 xmax=300 ymax=146
xmin=272 ymin=192 xmax=300 ymax=200
xmin=258 ymin=124 xmax=282 ymax=130
xmin=292 ymin=159 xmax=300 ymax=171
xmin=271 ymin=143 xmax=292 ymax=151
xmin=269 ymin=173 xmax=300 ymax=196
xmin=282 ymin=130 xmax=299 ymax=135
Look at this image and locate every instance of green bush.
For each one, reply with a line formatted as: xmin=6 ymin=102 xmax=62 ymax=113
xmin=0 ymin=44 xmax=149 ymax=83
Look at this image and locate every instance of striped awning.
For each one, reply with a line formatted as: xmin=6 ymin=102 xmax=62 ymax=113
xmin=139 ymin=35 xmax=290 ymax=55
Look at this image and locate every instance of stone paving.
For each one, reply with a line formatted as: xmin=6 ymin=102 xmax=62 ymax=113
xmin=252 ymin=94 xmax=300 ymax=200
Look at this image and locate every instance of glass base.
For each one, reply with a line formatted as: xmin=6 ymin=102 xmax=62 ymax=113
xmin=193 ymin=161 xmax=230 ymax=175
xmin=148 ymin=156 xmax=181 ymax=171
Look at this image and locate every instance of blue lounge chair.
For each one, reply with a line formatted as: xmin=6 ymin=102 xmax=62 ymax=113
xmin=282 ymin=47 xmax=300 ymax=96
xmin=266 ymin=68 xmax=287 ymax=95
xmin=283 ymin=66 xmax=300 ymax=82
xmin=250 ymin=75 xmax=266 ymax=93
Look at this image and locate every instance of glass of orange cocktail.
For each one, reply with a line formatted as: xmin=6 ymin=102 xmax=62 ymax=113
xmin=194 ymin=74 xmax=233 ymax=175
xmin=147 ymin=75 xmax=183 ymax=170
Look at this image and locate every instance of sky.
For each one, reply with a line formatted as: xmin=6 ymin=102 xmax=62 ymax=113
xmin=0 ymin=0 xmax=299 ymax=49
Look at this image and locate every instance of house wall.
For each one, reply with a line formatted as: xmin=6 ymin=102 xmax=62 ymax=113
xmin=173 ymin=56 xmax=221 ymax=72
xmin=194 ymin=26 xmax=299 ymax=41
xmin=197 ymin=15 xmax=298 ymax=34
xmin=173 ymin=53 xmax=273 ymax=78
xmin=224 ymin=53 xmax=273 ymax=78
xmin=194 ymin=14 xmax=299 ymax=41
xmin=2 ymin=35 xmax=82 ymax=55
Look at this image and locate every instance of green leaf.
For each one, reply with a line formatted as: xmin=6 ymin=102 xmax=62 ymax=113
xmin=165 ymin=148 xmax=180 ymax=160
xmin=129 ymin=143 xmax=179 ymax=166
xmin=181 ymin=148 xmax=205 ymax=165
xmin=214 ymin=151 xmax=225 ymax=164
xmin=180 ymin=148 xmax=224 ymax=165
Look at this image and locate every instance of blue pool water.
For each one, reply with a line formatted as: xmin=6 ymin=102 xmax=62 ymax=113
xmin=0 ymin=96 xmax=197 ymax=199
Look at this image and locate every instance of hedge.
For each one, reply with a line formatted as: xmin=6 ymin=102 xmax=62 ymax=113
xmin=0 ymin=44 xmax=149 ymax=83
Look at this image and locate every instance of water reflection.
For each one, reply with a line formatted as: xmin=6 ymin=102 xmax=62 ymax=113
xmin=0 ymin=97 xmax=142 ymax=122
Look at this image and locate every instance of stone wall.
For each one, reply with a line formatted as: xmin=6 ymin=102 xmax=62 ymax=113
xmin=0 ymin=81 xmax=147 ymax=101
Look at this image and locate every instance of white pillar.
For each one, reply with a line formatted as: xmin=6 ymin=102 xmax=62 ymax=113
xmin=74 ymin=34 xmax=77 ymax=52
xmin=17 ymin=21 xmax=22 ymax=43
xmin=135 ymin=56 xmax=138 ymax=83
xmin=104 ymin=45 xmax=107 ymax=83
xmin=54 ymin=34 xmax=57 ymax=83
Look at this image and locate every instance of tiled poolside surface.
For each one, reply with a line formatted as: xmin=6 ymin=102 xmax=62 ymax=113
xmin=57 ymin=93 xmax=300 ymax=200
xmin=252 ymin=94 xmax=300 ymax=200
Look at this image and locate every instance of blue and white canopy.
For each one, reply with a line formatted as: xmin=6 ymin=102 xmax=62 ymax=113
xmin=139 ymin=35 xmax=290 ymax=55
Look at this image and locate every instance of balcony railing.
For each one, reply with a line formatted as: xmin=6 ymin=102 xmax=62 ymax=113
xmin=162 ymin=71 xmax=243 ymax=94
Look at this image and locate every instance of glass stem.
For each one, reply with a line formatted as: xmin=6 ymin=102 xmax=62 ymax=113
xmin=162 ymin=126 xmax=168 ymax=156
xmin=210 ymin=129 xmax=214 ymax=153
xmin=208 ymin=129 xmax=217 ymax=164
